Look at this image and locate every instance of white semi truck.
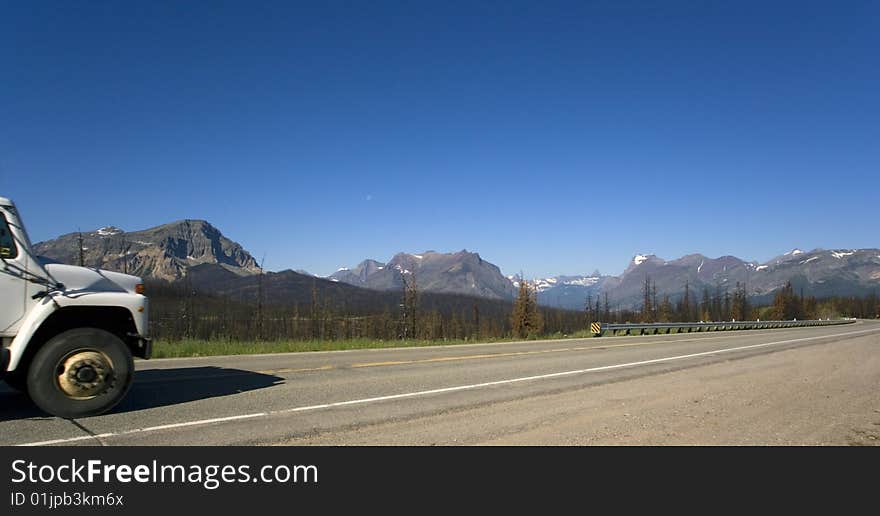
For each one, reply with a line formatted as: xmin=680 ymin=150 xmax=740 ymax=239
xmin=1 ymin=196 xmax=150 ymax=418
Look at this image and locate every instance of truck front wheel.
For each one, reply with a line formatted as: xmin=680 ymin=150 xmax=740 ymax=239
xmin=26 ymin=328 xmax=134 ymax=419
xmin=4 ymin=370 xmax=28 ymax=392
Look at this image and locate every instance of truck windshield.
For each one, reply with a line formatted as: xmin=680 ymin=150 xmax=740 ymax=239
xmin=0 ymin=213 xmax=18 ymax=259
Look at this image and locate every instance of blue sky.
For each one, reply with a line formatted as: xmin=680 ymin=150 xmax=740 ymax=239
xmin=2 ymin=1 xmax=878 ymax=278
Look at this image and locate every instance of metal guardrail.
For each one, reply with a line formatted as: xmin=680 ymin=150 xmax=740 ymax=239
xmin=590 ymin=319 xmax=856 ymax=337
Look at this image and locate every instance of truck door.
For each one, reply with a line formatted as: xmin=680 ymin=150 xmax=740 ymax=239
xmin=0 ymin=212 xmax=26 ymax=335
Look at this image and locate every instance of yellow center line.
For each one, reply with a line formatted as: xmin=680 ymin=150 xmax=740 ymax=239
xmin=349 ymin=329 xmax=816 ymax=368
xmin=255 ymin=365 xmax=335 ymax=375
xmin=350 ymin=347 xmax=585 ymax=368
xmin=251 ymin=329 xmax=816 ymax=374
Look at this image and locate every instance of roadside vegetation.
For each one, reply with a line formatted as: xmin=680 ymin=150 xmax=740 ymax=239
xmin=150 ymin=332 xmax=599 ymax=359
xmin=147 ymin=276 xmax=878 ymax=358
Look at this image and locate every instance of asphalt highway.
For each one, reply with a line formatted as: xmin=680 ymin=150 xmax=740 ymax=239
xmin=2 ymin=320 xmax=878 ymax=445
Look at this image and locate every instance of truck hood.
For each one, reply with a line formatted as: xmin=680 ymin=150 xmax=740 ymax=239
xmin=44 ymin=263 xmax=143 ymax=295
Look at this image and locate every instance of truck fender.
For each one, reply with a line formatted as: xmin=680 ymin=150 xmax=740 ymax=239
xmin=5 ymin=296 xmax=59 ymax=372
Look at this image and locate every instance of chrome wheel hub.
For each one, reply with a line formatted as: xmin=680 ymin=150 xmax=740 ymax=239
xmin=56 ymin=350 xmax=114 ymax=399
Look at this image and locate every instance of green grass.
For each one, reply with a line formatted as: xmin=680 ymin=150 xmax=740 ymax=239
xmin=150 ymin=331 xmax=596 ymax=358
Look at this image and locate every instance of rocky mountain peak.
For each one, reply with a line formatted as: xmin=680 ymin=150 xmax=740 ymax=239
xmin=33 ymin=219 xmax=259 ymax=281
xmin=331 ymin=249 xmax=514 ymax=299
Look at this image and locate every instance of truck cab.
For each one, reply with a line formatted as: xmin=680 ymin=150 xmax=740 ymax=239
xmin=1 ymin=196 xmax=150 ymax=418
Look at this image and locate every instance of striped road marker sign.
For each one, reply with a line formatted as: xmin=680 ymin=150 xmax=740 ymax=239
xmin=590 ymin=322 xmax=602 ymax=335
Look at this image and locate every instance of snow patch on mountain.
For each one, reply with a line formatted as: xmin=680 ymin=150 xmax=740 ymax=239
xmin=566 ymin=277 xmax=599 ymax=287
xmin=95 ymin=226 xmax=123 ymax=237
xmin=533 ymin=279 xmax=554 ymax=292
xmin=531 ymin=275 xmax=600 ymax=292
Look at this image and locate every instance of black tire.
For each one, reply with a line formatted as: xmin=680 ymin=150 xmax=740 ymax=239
xmin=4 ymin=369 xmax=28 ymax=393
xmin=26 ymin=328 xmax=134 ymax=419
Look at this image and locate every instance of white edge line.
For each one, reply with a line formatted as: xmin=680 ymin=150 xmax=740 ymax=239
xmin=17 ymin=326 xmax=880 ymax=446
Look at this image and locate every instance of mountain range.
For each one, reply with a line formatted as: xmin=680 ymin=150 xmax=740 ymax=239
xmin=525 ymin=249 xmax=880 ymax=310
xmin=32 ymin=220 xmax=880 ymax=310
